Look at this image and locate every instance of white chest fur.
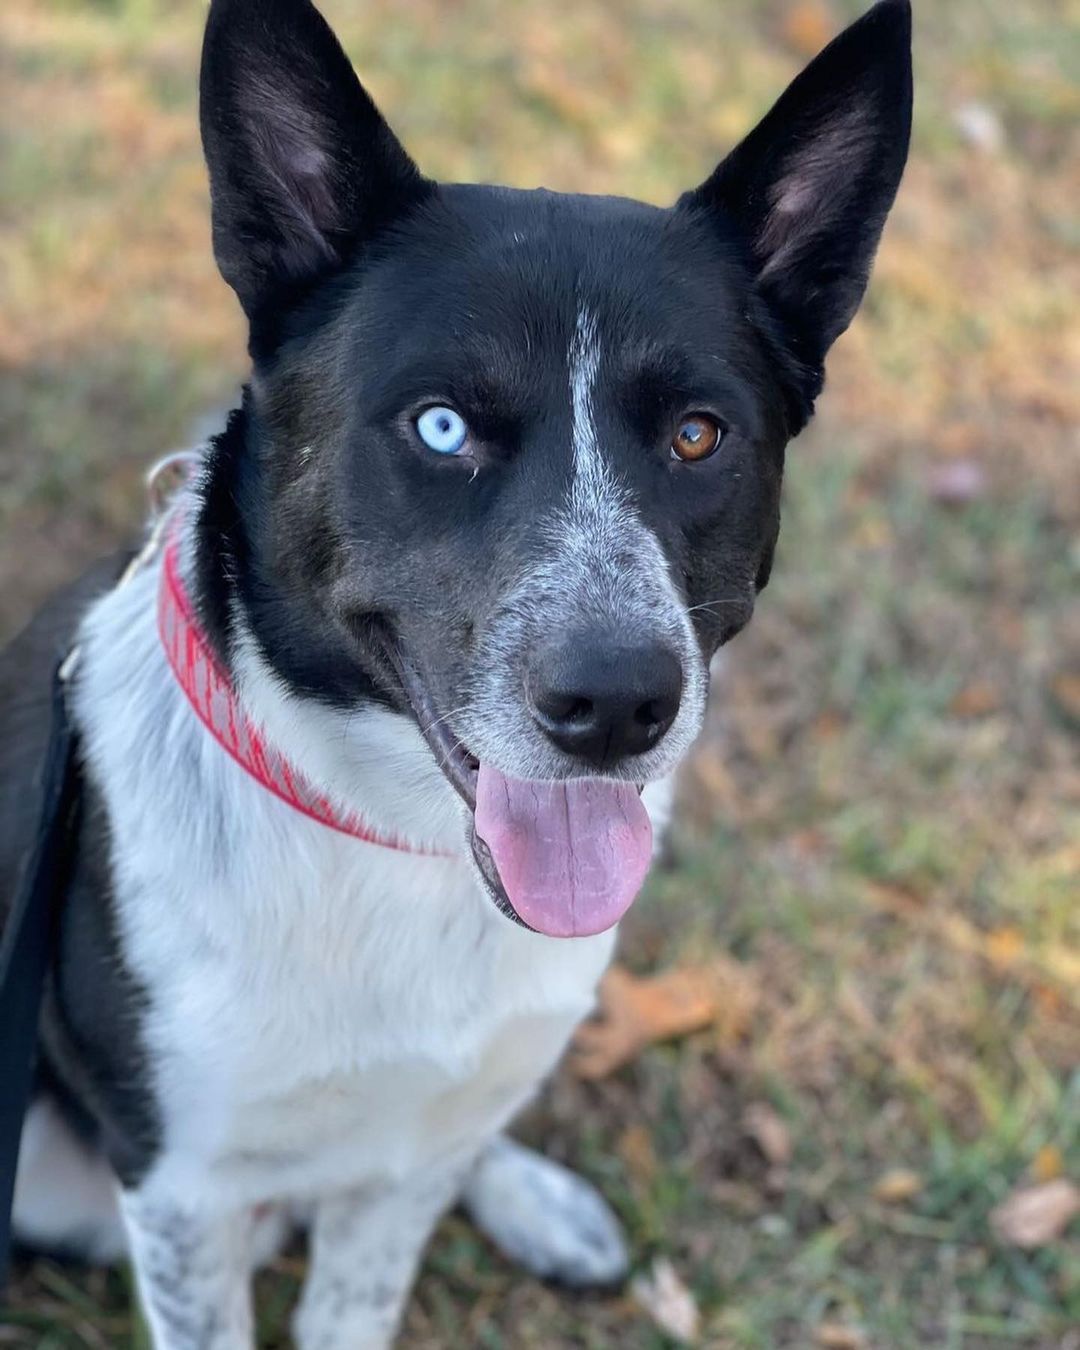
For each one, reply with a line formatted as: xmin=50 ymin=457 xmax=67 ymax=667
xmin=141 ymin=838 xmax=614 ymax=1208
xmin=71 ymin=553 xmax=639 ymax=1212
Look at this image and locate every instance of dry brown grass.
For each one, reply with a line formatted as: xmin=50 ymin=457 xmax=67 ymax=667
xmin=2 ymin=1 xmax=1077 ymax=1345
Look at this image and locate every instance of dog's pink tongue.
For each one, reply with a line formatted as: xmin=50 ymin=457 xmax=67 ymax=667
xmin=475 ymin=763 xmax=653 ymax=939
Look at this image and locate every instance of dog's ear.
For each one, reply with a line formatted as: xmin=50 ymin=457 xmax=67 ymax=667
xmin=680 ymin=0 xmax=912 ymax=401
xmin=200 ymin=0 xmax=428 ymax=320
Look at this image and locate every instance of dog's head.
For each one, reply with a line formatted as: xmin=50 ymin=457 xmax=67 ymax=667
xmin=197 ymin=0 xmax=911 ymax=936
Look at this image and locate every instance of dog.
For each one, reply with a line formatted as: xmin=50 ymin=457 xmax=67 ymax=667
xmin=1 ymin=0 xmax=911 ymax=1344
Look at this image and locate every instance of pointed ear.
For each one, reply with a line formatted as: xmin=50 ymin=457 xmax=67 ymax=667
xmin=199 ymin=0 xmax=429 ymax=320
xmin=680 ymin=0 xmax=912 ymax=404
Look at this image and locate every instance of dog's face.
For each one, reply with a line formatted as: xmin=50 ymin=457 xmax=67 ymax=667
xmin=198 ymin=0 xmax=911 ymax=936
xmin=264 ymin=192 xmax=787 ymax=783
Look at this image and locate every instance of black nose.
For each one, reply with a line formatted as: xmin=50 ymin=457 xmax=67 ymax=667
xmin=529 ymin=635 xmax=683 ymax=768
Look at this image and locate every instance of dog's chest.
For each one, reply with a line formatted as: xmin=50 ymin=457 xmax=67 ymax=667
xmin=135 ymin=834 xmax=613 ymax=1203
xmin=74 ymin=569 xmax=617 ymax=1204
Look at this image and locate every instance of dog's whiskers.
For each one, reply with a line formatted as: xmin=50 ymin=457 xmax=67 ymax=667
xmin=421 ymin=704 xmax=470 ymax=739
xmin=440 ymin=736 xmax=470 ymax=771
xmin=685 ymin=596 xmax=745 ymax=615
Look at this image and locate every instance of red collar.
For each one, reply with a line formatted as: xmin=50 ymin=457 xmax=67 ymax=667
xmin=157 ymin=525 xmax=434 ymax=854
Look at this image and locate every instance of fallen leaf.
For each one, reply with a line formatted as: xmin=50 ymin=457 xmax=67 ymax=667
xmin=1033 ymin=983 xmax=1064 ymax=1018
xmin=743 ymin=1102 xmax=793 ymax=1167
xmin=1033 ymin=1145 xmax=1064 ymax=1183
xmin=570 ymin=965 xmax=719 ymax=1080
xmin=873 ymin=1169 xmax=924 ymax=1204
xmin=863 ymin=881 xmax=926 ymax=915
xmin=863 ymin=884 xmax=1080 ymax=990
xmin=815 ymin=1324 xmax=867 ymax=1350
xmin=986 ymin=925 xmax=1025 ymax=968
xmin=949 ymin=680 xmax=1001 ymax=718
xmin=815 ymin=1325 xmax=867 ymax=1350
xmin=990 ymin=1179 xmax=1080 ymax=1249
xmin=810 ymin=711 xmax=846 ymax=742
xmin=631 ymin=1257 xmax=700 ymax=1344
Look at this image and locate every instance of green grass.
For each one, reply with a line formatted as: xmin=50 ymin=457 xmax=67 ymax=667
xmin=2 ymin=0 xmax=1078 ymax=1345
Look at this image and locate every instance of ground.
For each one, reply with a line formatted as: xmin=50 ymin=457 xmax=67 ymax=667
xmin=1 ymin=0 xmax=1078 ymax=1346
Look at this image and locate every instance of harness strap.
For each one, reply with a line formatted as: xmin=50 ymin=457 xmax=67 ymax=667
xmin=0 ymin=661 xmax=83 ymax=1289
xmin=0 ymin=465 xmax=182 ymax=1290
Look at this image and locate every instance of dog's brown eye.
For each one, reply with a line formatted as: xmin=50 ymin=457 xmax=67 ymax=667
xmin=671 ymin=413 xmax=723 ymax=462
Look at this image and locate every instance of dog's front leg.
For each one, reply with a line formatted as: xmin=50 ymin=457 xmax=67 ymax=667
xmin=294 ymin=1161 xmax=468 ymax=1350
xmin=119 ymin=1189 xmax=256 ymax=1350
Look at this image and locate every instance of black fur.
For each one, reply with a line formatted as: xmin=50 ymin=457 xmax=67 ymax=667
xmin=199 ymin=0 xmax=431 ymax=336
xmin=189 ymin=0 xmax=911 ymax=732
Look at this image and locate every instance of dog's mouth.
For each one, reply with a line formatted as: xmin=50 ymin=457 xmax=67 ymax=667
xmin=376 ymin=634 xmax=653 ymax=939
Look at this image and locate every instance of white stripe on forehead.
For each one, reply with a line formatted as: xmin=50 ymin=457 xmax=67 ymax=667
xmin=569 ymin=306 xmax=603 ymax=490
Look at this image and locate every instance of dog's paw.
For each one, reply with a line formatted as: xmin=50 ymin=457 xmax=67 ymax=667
xmin=461 ymin=1137 xmax=628 ymax=1288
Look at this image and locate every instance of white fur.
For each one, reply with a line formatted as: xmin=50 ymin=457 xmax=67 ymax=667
xmin=461 ymin=1135 xmax=627 ymax=1286
xmin=18 ymin=378 xmax=690 ymax=1341
xmin=69 ymin=519 xmax=619 ymax=1216
xmin=12 ymin=1098 xmax=127 ymax=1262
xmin=14 ymin=492 xmax=667 ymax=1347
xmin=458 ymin=307 xmax=707 ymax=778
xmin=570 ymin=306 xmax=604 ymax=488
xmin=12 ymin=291 xmax=704 ymax=1345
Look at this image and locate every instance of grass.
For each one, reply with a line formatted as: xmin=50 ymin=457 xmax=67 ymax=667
xmin=2 ymin=0 xmax=1078 ymax=1345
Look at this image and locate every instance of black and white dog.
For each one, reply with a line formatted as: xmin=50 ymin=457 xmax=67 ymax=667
xmin=2 ymin=0 xmax=911 ymax=1343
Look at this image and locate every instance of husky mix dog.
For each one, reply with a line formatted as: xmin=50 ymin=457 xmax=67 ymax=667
xmin=1 ymin=0 xmax=911 ymax=1344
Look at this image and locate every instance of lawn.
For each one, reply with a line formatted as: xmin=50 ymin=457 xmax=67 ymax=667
xmin=1 ymin=0 xmax=1077 ymax=1346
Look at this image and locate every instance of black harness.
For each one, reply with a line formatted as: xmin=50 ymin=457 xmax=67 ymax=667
xmin=0 ymin=662 xmax=83 ymax=1290
xmin=0 ymin=480 xmax=184 ymax=1295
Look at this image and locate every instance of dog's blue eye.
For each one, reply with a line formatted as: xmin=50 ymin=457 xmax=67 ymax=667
xmin=416 ymin=406 xmax=468 ymax=455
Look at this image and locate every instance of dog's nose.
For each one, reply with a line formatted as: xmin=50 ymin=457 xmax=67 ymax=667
xmin=529 ymin=635 xmax=683 ymax=767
